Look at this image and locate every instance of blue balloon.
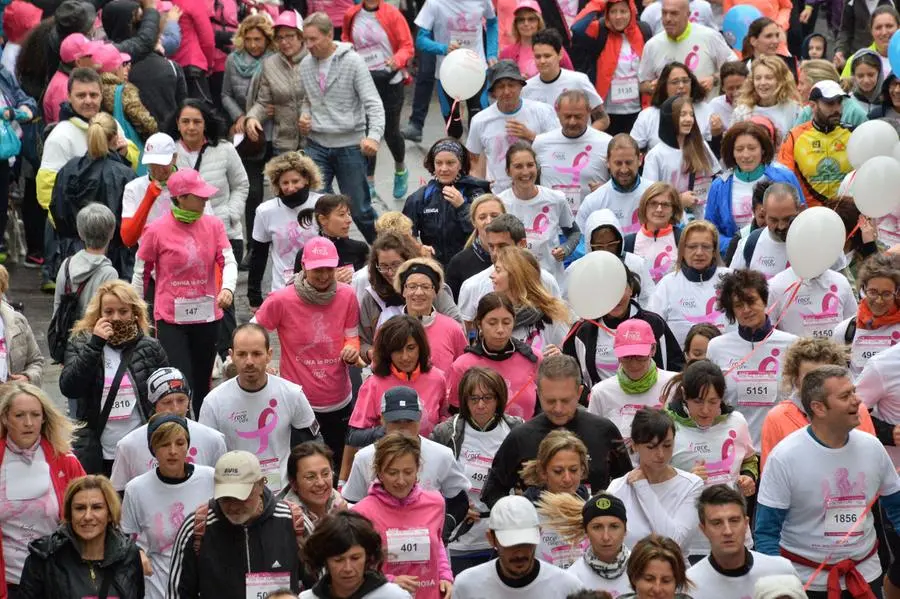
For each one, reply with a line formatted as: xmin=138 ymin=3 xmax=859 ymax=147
xmin=889 ymin=30 xmax=900 ymax=75
xmin=722 ymin=5 xmax=764 ymax=50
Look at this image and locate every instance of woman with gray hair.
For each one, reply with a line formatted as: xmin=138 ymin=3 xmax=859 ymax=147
xmin=53 ymin=203 xmax=120 ymax=320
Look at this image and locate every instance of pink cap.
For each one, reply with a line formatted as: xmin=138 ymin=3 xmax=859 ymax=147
xmin=274 ymin=9 xmax=302 ymax=30
xmin=168 ymin=169 xmax=218 ymax=199
xmin=60 ymin=33 xmax=102 ymax=63
xmin=93 ymin=43 xmax=131 ymax=73
xmin=614 ymin=319 xmax=655 ymax=358
xmin=514 ymin=0 xmax=542 ymax=13
xmin=302 ymin=237 xmax=339 ymax=270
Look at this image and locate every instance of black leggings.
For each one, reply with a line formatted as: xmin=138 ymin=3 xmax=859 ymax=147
xmin=366 ymin=75 xmax=406 ymax=177
xmin=156 ymin=319 xmax=220 ymax=417
xmin=314 ymin=402 xmax=353 ymax=470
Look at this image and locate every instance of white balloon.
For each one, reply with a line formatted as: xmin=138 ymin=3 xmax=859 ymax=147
xmin=893 ymin=141 xmax=900 ymax=163
xmin=439 ymin=49 xmax=487 ymax=101
xmin=847 ymin=120 xmax=899 ymax=168
xmin=786 ymin=206 xmax=846 ymax=279
xmin=567 ymin=251 xmax=628 ymax=319
xmin=851 ymin=155 xmax=900 ymax=218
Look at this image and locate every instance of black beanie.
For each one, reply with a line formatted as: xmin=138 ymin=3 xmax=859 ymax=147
xmin=582 ymin=492 xmax=627 ymax=527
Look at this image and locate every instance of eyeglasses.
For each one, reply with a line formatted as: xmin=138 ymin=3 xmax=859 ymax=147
xmin=376 ymin=263 xmax=403 ymax=274
xmin=301 ymin=470 xmax=333 ymax=483
xmin=685 ymin=243 xmax=714 ymax=252
xmin=466 ymin=395 xmax=497 ymax=404
xmin=275 ymin=33 xmax=299 ymax=42
xmin=648 ymin=200 xmax=674 ymax=211
xmin=668 ymin=77 xmax=692 ymax=87
xmin=864 ymin=288 xmax=898 ymax=302
xmin=404 ymin=283 xmax=434 ymax=293
xmin=590 ymin=241 xmax=620 ymax=251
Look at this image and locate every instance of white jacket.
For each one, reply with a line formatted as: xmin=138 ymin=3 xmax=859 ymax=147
xmin=175 ymin=141 xmax=250 ymax=240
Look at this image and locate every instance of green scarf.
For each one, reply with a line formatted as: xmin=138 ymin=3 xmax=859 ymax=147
xmin=617 ymin=362 xmax=658 ymax=395
xmin=172 ymin=205 xmax=203 ymax=224
xmin=734 ymin=164 xmax=766 ymax=182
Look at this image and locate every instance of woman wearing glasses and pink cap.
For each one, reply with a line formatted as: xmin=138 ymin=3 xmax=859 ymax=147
xmin=254 ymin=236 xmax=361 ymax=470
xmin=133 ymin=168 xmax=237 ymax=416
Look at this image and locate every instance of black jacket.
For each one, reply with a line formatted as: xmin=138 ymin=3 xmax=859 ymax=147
xmin=60 ymin=331 xmax=168 ymax=430
xmin=445 ymin=244 xmax=491 ymax=301
xmin=19 ymin=525 xmax=144 ymax=599
xmin=169 ymin=489 xmax=303 ymax=599
xmin=129 ymin=50 xmax=188 ymax=125
xmin=402 ymin=175 xmax=489 ymax=265
xmin=100 ymin=0 xmax=162 ymax=65
xmin=480 ymin=408 xmax=632 ymax=508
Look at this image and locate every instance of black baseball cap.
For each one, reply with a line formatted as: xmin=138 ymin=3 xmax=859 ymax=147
xmin=381 ymin=387 xmax=422 ymax=422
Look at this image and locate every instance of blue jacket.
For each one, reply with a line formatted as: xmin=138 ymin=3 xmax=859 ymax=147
xmin=704 ymin=164 xmax=805 ymax=255
xmin=0 ymin=63 xmax=36 ymax=114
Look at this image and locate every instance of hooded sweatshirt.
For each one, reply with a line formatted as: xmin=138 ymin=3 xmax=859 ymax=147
xmin=850 ymin=48 xmax=886 ymax=113
xmin=53 ymin=251 xmax=120 ymax=316
xmin=800 ymin=32 xmax=828 ymax=60
xmin=868 ymin=72 xmax=900 ymax=121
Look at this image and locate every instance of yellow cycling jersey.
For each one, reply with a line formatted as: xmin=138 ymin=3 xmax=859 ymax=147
xmin=788 ymin=122 xmax=852 ymax=204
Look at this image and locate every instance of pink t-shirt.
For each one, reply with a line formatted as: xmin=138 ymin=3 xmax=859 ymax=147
xmin=43 ymin=71 xmax=69 ymax=125
xmin=349 ymin=368 xmax=448 ymax=437
xmin=447 ymin=351 xmax=541 ymax=419
xmin=255 ymin=284 xmax=359 ymax=410
xmin=425 ymin=314 xmax=468 ymax=373
xmin=137 ymin=211 xmax=229 ymax=324
xmin=309 ymin=0 xmax=355 ymax=27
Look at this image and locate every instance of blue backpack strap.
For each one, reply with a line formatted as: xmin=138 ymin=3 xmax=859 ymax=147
xmin=742 ymin=227 xmax=764 ymax=266
xmin=623 ymin=232 xmax=636 ymax=254
xmin=113 ymin=84 xmax=146 ymax=176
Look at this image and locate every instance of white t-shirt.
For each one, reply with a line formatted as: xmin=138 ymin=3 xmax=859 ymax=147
xmin=351 ymin=8 xmax=402 ymax=83
xmin=342 ymin=435 xmax=471 ymax=503
xmin=566 ymin=558 xmax=631 ymax=597
xmin=758 ymin=428 xmax=900 ymax=592
xmin=414 ymin=0 xmax=495 ymax=71
xmin=836 ymin=318 xmax=900 ymax=379
xmin=767 ymin=268 xmax=858 ymax=341
xmin=451 ymin=558 xmax=584 ymax=599
xmin=638 ymin=24 xmax=737 ymax=93
xmin=606 ymin=469 xmax=704 ymax=551
xmin=587 ymin=369 xmax=677 ymax=448
xmin=686 ymin=551 xmax=798 ymax=599
xmin=301 ymin=583 xmax=410 ymax=599
xmin=466 ymin=99 xmax=560 ymax=193
xmin=633 ymin=228 xmax=679 ymax=283
xmin=101 ymin=346 xmax=144 ymax=459
xmin=732 ymin=102 xmax=802 ymax=148
xmin=110 ymin=419 xmax=228 ymax=491
xmin=649 ymin=267 xmax=734 ymax=347
xmin=641 ymin=141 xmax=719 ymax=216
xmin=705 ymin=329 xmax=798 ymax=449
xmin=640 ymin=0 xmax=715 ymax=35
xmin=458 ymin=265 xmax=562 ymax=322
xmin=578 ymin=178 xmax=653 ymax=236
xmin=630 ymin=103 xmax=713 ymax=150
xmin=522 ymin=69 xmax=605 ymax=110
xmin=198 ymin=375 xmax=317 ymax=492
xmin=538 ymin=518 xmax=586 ymax=570
xmin=533 ymin=127 xmax=611 ymax=218
xmin=498 ymin=186 xmax=576 ymax=286
xmin=0 ymin=446 xmax=59 ymax=584
xmin=856 ymin=343 xmax=900 ymax=466
xmin=252 ymin=194 xmax=321 ymax=293
xmin=729 ymin=228 xmax=789 ymax=279
xmin=120 ymin=466 xmax=216 ymax=599
xmin=730 ymin=175 xmax=764 ymax=228
xmin=705 ymin=94 xmax=735 ymax=136
xmin=606 ymin=39 xmax=642 ymax=115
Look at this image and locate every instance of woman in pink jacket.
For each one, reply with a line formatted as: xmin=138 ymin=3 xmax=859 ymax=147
xmin=172 ymin=0 xmax=217 ymax=103
xmin=352 ymin=433 xmax=453 ymax=599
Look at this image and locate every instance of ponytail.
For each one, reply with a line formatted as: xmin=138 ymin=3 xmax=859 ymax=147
xmin=86 ymin=113 xmax=118 ymax=160
xmin=536 ymin=492 xmax=588 ymax=545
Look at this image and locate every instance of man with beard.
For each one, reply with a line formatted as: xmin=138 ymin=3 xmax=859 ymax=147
xmin=452 ymin=496 xmax=583 ymax=599
xmin=168 ymin=451 xmax=309 ymax=599
xmin=778 ymin=80 xmax=852 ymax=207
xmin=729 ymin=183 xmax=801 ymax=278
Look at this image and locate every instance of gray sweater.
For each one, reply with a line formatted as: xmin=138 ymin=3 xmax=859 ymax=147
xmin=176 ymin=142 xmax=250 ymax=240
xmin=54 ymin=251 xmax=120 ymax=318
xmin=245 ymin=51 xmax=307 ymax=153
xmin=299 ymin=42 xmax=385 ymax=148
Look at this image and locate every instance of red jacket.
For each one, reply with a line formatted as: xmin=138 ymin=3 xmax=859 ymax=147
xmin=0 ymin=438 xmax=85 ymax=599
xmin=342 ymin=2 xmax=415 ymax=70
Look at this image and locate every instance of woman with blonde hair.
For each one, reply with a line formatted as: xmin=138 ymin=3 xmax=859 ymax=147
xmin=0 ymin=383 xmax=85 ymax=599
xmin=247 ymin=151 xmax=324 ymax=310
xmin=649 ymin=221 xmax=733 ymax=347
xmin=60 ymin=280 xmax=168 ymax=476
xmin=446 ymin=194 xmax=506 ymax=298
xmin=623 ymin=183 xmax=684 ymax=283
xmin=50 ymin=112 xmax=137 ymax=277
xmin=731 ymin=55 xmax=801 ymax=148
xmin=19 ymin=475 xmax=144 ymax=599
xmin=0 ymin=265 xmax=43 ymax=386
xmin=491 ymin=245 xmax=571 ymax=356
xmin=642 ymin=96 xmax=719 ymax=221
xmin=520 ymin=430 xmax=591 ymax=570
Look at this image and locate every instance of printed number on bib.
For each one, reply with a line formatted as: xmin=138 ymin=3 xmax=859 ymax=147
xmin=824 ymin=495 xmax=866 ymax=542
xmin=553 ymin=184 xmax=582 ymax=215
xmin=246 ymin=572 xmax=291 ymax=599
xmin=465 ymin=454 xmax=493 ymax=495
xmin=851 ymin=335 xmax=893 ymax=369
xmin=106 ymin=385 xmax=136 ymax=421
xmin=734 ymin=371 xmax=777 ymax=407
xmin=259 ymin=457 xmax=282 ymax=492
xmin=358 ymin=46 xmax=385 ymax=70
xmin=609 ymin=77 xmax=638 ymax=105
xmin=802 ymin=313 xmax=840 ymax=340
xmin=452 ymin=29 xmax=480 ymax=50
xmin=174 ymin=296 xmax=215 ymax=324
xmin=386 ymin=528 xmax=430 ymax=563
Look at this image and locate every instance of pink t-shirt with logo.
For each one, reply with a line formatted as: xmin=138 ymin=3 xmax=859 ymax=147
xmin=348 ymin=368 xmax=448 ymax=437
xmin=446 ymin=351 xmax=541 ymax=419
xmin=425 ymin=314 xmax=468 ymax=373
xmin=137 ymin=211 xmax=230 ymax=324
xmin=255 ymin=283 xmax=359 ymax=410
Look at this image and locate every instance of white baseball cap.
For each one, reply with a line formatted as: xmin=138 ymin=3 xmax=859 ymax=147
xmin=214 ymin=451 xmax=262 ymax=500
xmin=489 ymin=496 xmax=540 ymax=547
xmin=142 ymin=132 xmax=177 ymax=165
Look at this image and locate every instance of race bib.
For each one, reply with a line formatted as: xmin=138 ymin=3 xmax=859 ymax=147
xmin=5 ymin=460 xmax=51 ymax=500
xmin=824 ymin=495 xmax=866 ymax=543
xmin=174 ymin=296 xmax=215 ymax=324
xmin=106 ymin=383 xmax=137 ymax=421
xmin=259 ymin=457 xmax=281 ymax=492
xmin=358 ymin=45 xmax=386 ymax=70
xmin=734 ymin=370 xmax=777 ymax=407
xmin=464 ymin=454 xmax=492 ymax=495
xmin=801 ymin=313 xmax=840 ymax=340
xmin=451 ymin=28 xmax=480 ymax=50
xmin=553 ymin=184 xmax=582 ymax=215
xmin=851 ymin=334 xmax=894 ymax=370
xmin=609 ymin=77 xmax=638 ymax=105
xmin=548 ymin=544 xmax=582 ymax=569
xmin=692 ymin=177 xmax=711 ymax=206
xmin=245 ymin=572 xmax=291 ymax=599
xmin=525 ymin=231 xmax=550 ymax=258
xmin=386 ymin=528 xmax=430 ymax=564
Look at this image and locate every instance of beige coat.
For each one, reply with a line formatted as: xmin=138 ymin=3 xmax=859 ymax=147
xmin=0 ymin=302 xmax=43 ymax=387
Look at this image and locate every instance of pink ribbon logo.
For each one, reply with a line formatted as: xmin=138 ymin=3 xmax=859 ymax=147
xmin=236 ymin=399 xmax=279 ymax=454
xmin=684 ymin=45 xmax=700 ymax=71
xmin=704 ymin=429 xmax=737 ymax=474
xmin=758 ymin=348 xmax=781 ymax=375
xmin=649 ymin=246 xmax=674 ymax=281
xmin=532 ymin=206 xmax=551 ymax=235
xmin=553 ymin=146 xmax=592 ymax=185
xmin=685 ymin=295 xmax=724 ymax=325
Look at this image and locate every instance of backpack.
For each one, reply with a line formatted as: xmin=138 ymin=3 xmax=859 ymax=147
xmin=191 ymin=500 xmax=307 ymax=554
xmin=47 ymin=258 xmax=88 ymax=363
xmin=742 ymin=227 xmax=765 ymax=266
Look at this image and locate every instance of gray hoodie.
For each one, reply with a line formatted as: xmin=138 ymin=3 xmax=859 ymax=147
xmin=299 ymin=42 xmax=386 ymax=148
xmin=53 ymin=251 xmax=120 ymax=317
